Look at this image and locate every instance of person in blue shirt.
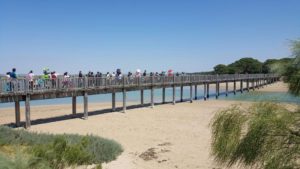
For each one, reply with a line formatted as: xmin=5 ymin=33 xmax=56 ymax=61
xmin=10 ymin=68 xmax=17 ymax=79
xmin=9 ymin=68 xmax=17 ymax=91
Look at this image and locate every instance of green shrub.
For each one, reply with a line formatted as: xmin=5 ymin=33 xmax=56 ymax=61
xmin=0 ymin=126 xmax=123 ymax=169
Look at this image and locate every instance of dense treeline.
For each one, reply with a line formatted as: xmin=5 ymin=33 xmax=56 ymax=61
xmin=213 ymin=57 xmax=293 ymax=75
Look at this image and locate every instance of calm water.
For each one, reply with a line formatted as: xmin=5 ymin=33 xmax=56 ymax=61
xmin=0 ymin=87 xmax=299 ymax=108
xmin=221 ymin=91 xmax=300 ymax=104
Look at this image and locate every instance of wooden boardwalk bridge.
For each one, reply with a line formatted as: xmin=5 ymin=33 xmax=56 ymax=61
xmin=0 ymin=74 xmax=280 ymax=128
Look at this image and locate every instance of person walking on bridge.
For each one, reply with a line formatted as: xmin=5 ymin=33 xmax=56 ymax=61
xmin=27 ymin=70 xmax=34 ymax=90
xmin=10 ymin=68 xmax=17 ymax=91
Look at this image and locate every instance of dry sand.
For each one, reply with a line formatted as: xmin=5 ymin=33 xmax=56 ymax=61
xmin=0 ymin=82 xmax=295 ymax=169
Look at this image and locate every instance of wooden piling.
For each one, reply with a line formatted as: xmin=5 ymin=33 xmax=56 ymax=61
xmin=162 ymin=88 xmax=166 ymax=103
xmin=172 ymin=86 xmax=176 ymax=105
xmin=207 ymin=83 xmax=210 ymax=99
xmin=233 ymin=80 xmax=236 ymax=95
xmin=112 ymin=92 xmax=116 ymax=112
xmin=246 ymin=80 xmax=249 ymax=92
xmin=215 ymin=82 xmax=219 ymax=99
xmin=180 ymin=86 xmax=183 ymax=102
xmin=204 ymin=83 xmax=207 ymax=101
xmin=151 ymin=87 xmax=154 ymax=108
xmin=190 ymin=85 xmax=193 ymax=103
xmin=15 ymin=101 xmax=20 ymax=127
xmin=240 ymin=80 xmax=243 ymax=93
xmin=141 ymin=89 xmax=144 ymax=105
xmin=84 ymin=92 xmax=88 ymax=119
xmin=194 ymin=85 xmax=197 ymax=100
xmin=25 ymin=95 xmax=31 ymax=129
xmin=123 ymin=89 xmax=127 ymax=112
xmin=72 ymin=96 xmax=76 ymax=115
xmin=225 ymin=81 xmax=228 ymax=96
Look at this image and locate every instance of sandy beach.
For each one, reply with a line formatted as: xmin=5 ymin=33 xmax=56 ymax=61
xmin=0 ymin=82 xmax=296 ymax=169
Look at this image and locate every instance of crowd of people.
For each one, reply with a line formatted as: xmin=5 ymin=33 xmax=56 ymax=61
xmin=2 ymin=68 xmax=186 ymax=92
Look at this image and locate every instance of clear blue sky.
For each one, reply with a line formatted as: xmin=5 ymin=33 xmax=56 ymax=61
xmin=1 ymin=0 xmax=300 ymax=74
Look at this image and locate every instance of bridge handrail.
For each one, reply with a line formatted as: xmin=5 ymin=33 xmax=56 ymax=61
xmin=0 ymin=74 xmax=279 ymax=95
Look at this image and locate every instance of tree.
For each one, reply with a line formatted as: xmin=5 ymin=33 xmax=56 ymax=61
xmin=262 ymin=59 xmax=278 ymax=73
xmin=287 ymin=40 xmax=300 ymax=95
xmin=211 ymin=103 xmax=300 ymax=169
xmin=214 ymin=64 xmax=228 ymax=74
xmin=263 ymin=58 xmax=293 ymax=74
xmin=228 ymin=57 xmax=263 ymax=74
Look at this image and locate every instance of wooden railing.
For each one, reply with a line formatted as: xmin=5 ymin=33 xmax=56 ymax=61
xmin=0 ymin=74 xmax=279 ymax=95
